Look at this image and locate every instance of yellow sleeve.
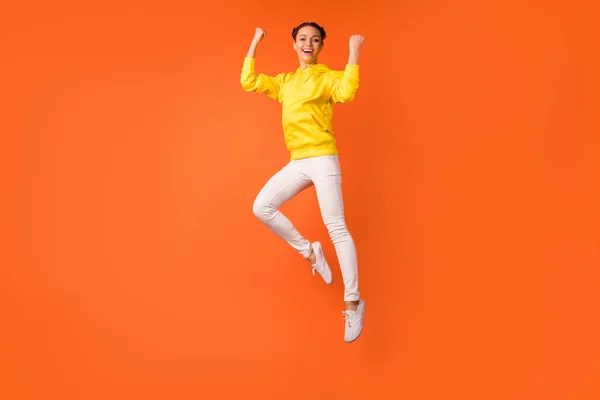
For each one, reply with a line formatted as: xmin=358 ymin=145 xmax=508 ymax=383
xmin=329 ymin=64 xmax=360 ymax=103
xmin=240 ymin=57 xmax=285 ymax=101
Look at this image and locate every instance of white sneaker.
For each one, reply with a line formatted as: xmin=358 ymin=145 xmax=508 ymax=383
xmin=342 ymin=298 xmax=366 ymax=343
xmin=310 ymin=241 xmax=332 ymax=284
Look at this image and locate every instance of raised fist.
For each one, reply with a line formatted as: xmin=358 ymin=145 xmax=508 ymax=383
xmin=349 ymin=34 xmax=365 ymax=50
xmin=254 ymin=27 xmax=267 ymax=43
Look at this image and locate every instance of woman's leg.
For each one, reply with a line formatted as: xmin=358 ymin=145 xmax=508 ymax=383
xmin=253 ymin=161 xmax=333 ymax=283
xmin=252 ymin=161 xmax=313 ymax=258
xmin=308 ymin=155 xmax=365 ymax=342
xmin=307 ymin=155 xmax=360 ymax=303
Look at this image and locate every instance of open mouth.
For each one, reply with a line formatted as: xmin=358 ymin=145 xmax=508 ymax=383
xmin=302 ymin=49 xmax=314 ymax=54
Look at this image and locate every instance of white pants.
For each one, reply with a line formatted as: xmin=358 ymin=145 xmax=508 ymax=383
xmin=252 ymin=155 xmax=360 ymax=302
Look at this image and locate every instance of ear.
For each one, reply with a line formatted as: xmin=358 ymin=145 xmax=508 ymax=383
xmin=293 ymin=40 xmax=298 ymax=51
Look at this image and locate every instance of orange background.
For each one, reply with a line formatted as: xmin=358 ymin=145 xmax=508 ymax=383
xmin=1 ymin=0 xmax=600 ymax=399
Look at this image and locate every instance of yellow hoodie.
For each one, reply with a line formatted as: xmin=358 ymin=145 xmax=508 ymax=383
xmin=240 ymin=57 xmax=360 ymax=160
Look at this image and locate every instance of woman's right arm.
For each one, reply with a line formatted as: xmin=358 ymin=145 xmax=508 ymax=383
xmin=240 ymin=28 xmax=284 ymax=100
xmin=245 ymin=28 xmax=264 ymax=58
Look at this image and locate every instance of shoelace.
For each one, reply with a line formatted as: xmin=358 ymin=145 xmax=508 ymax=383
xmin=342 ymin=310 xmax=354 ymax=328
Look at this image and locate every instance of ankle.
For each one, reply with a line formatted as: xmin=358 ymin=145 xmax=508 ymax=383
xmin=346 ymin=300 xmax=359 ymax=311
xmin=306 ymin=249 xmax=316 ymax=265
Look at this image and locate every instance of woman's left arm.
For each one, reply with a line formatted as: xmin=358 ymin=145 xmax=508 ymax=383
xmin=347 ymin=34 xmax=364 ymax=65
xmin=331 ymin=34 xmax=365 ymax=103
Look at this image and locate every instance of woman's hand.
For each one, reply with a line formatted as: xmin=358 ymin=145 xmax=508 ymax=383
xmin=254 ymin=27 xmax=267 ymax=44
xmin=349 ymin=34 xmax=365 ymax=51
xmin=247 ymin=27 xmax=267 ymax=58
xmin=348 ymin=34 xmax=365 ymax=65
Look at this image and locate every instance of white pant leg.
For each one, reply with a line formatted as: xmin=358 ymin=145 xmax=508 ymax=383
xmin=253 ymin=161 xmax=313 ymax=258
xmin=307 ymin=155 xmax=360 ymax=302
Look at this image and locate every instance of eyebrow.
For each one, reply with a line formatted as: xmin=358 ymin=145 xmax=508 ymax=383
xmin=299 ymin=34 xmax=320 ymax=38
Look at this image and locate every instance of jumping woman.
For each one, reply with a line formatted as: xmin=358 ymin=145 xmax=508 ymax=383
xmin=240 ymin=22 xmax=366 ymax=343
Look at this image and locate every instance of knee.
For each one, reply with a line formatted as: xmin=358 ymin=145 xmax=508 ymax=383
xmin=252 ymin=196 xmax=273 ymax=222
xmin=252 ymin=197 xmax=265 ymax=220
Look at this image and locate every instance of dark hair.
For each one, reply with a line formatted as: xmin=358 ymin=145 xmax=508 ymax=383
xmin=292 ymin=22 xmax=327 ymax=41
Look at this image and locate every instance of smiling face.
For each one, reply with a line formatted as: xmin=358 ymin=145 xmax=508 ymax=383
xmin=293 ymin=26 xmax=324 ymax=66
